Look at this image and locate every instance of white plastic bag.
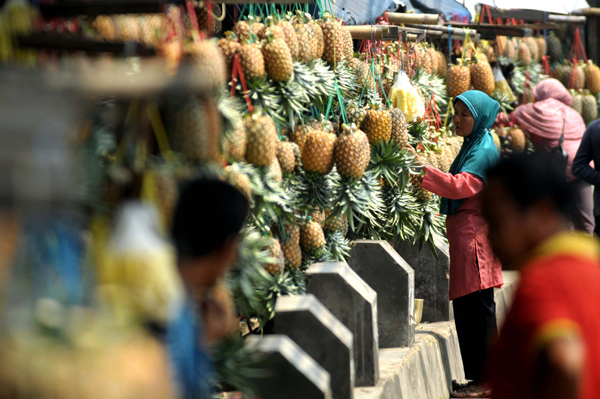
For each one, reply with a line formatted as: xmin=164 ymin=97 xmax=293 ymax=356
xmin=389 ymin=70 xmax=425 ymax=123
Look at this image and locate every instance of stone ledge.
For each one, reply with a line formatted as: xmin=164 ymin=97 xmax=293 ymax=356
xmin=354 ymin=322 xmax=465 ymax=399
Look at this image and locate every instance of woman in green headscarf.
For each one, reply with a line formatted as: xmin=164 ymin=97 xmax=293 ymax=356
xmin=418 ymin=91 xmax=504 ymax=398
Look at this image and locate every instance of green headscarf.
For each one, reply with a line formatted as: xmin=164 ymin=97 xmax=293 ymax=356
xmin=440 ymin=90 xmax=500 ymax=215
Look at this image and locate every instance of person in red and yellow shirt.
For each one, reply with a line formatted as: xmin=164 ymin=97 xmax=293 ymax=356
xmin=482 ymin=152 xmax=600 ymax=399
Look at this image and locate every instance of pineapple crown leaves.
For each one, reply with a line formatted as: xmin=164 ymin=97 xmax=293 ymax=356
xmin=380 ymin=185 xmax=421 ymax=242
xmin=324 ymin=230 xmax=351 ymax=261
xmin=211 ymin=335 xmax=273 ymax=396
xmin=369 ymin=141 xmax=422 ymax=191
xmin=331 ymin=169 xmax=385 ymax=233
xmin=411 ymin=199 xmax=447 ymax=259
xmin=293 ymin=168 xmax=336 ymax=212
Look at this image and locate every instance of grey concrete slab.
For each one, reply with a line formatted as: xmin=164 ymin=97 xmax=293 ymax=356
xmin=348 ymin=240 xmax=415 ymax=348
xmin=245 ymin=335 xmax=333 ymax=399
xmin=394 ymin=234 xmax=450 ymax=322
xmin=274 ymin=294 xmax=355 ymax=399
xmin=306 ymin=262 xmax=380 ymax=387
xmin=354 ymin=322 xmax=465 ymax=399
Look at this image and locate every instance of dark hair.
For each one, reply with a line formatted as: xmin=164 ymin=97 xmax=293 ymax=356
xmin=486 ymin=152 xmax=574 ymax=218
xmin=171 ymin=178 xmax=249 ymax=259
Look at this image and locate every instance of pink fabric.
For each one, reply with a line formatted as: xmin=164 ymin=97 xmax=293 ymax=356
xmin=422 ymin=166 xmax=504 ymax=300
xmin=511 ymin=79 xmax=586 ymax=179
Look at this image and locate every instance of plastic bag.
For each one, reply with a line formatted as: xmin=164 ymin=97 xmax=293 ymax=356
xmin=388 ymin=70 xmax=425 ymax=123
xmin=491 ymin=65 xmax=516 ymax=102
xmin=99 ymin=201 xmax=185 ymax=324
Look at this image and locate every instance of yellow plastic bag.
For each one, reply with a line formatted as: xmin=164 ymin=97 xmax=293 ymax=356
xmin=389 ymin=70 xmax=425 ymax=123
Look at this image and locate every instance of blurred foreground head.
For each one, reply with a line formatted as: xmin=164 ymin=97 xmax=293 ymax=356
xmin=482 ymin=152 xmax=574 ymax=268
xmin=171 ymin=178 xmax=249 ymax=289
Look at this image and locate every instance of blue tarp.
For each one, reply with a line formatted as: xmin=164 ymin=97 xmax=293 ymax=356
xmin=403 ymin=0 xmax=471 ymax=20
xmin=334 ymin=0 xmax=397 ymax=25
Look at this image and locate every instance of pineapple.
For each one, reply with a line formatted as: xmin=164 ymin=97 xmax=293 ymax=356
xmin=411 ymin=173 xmax=432 ymax=202
xmin=223 ymin=122 xmax=246 ymax=162
xmin=139 ymin=15 xmax=165 ymax=47
xmin=436 ymin=50 xmax=447 ymax=78
xmin=448 ymin=64 xmax=471 ymax=98
xmin=491 ymin=131 xmax=501 ymax=153
xmin=535 ymin=37 xmax=546 ymax=58
xmin=238 ymin=42 xmax=266 ymax=80
xmin=582 ymin=91 xmax=598 ymax=125
xmin=168 ymin=96 xmax=222 ymax=164
xmin=245 ymin=114 xmax=278 ymax=167
xmin=274 ymin=221 xmax=300 ymax=244
xmin=217 ymin=34 xmax=241 ymax=78
xmin=262 ymin=30 xmax=294 ymax=82
xmin=310 ymin=19 xmax=325 ymax=59
xmin=301 ymin=221 xmax=326 ymax=251
xmin=427 ymin=47 xmax=439 ymax=75
xmin=264 ymin=16 xmax=286 ymax=41
xmin=302 ymin=130 xmax=336 ymax=174
xmin=507 ymin=127 xmax=526 ymax=153
xmin=496 ymin=36 xmax=507 ymax=56
xmin=323 ymin=209 xmax=349 ymax=236
xmin=276 ymin=141 xmax=297 ymax=173
xmin=253 ymin=23 xmax=267 ymax=39
xmin=517 ymin=42 xmax=531 ymax=66
xmin=349 ymin=58 xmax=369 ymax=88
xmin=279 ymin=20 xmax=300 ymax=60
xmin=362 ymin=105 xmax=392 ymax=145
xmin=114 ymin=15 xmax=141 ymax=42
xmin=294 ymin=18 xmax=314 ymax=63
xmin=389 ymin=108 xmax=409 ymax=148
xmin=319 ymin=13 xmax=345 ymax=64
xmin=93 ymin=15 xmax=116 ymax=41
xmin=154 ymin=168 xmax=179 ymax=228
xmin=281 ymin=240 xmax=302 ymax=269
xmin=525 ymin=37 xmax=540 ymax=62
xmin=555 ymin=63 xmax=572 ymax=87
xmin=291 ymin=124 xmax=314 ymax=153
xmin=547 ymin=33 xmax=563 ymax=62
xmin=309 ymin=208 xmax=326 ymax=225
xmin=225 ymin=167 xmax=253 ymax=200
xmin=571 ymin=90 xmax=583 ymax=115
xmin=235 ymin=20 xmax=251 ymax=41
xmin=291 ymin=142 xmax=303 ymax=172
xmin=186 ymin=39 xmax=227 ymax=87
xmin=346 ymin=105 xmax=368 ymax=128
xmin=586 ymin=61 xmax=600 ymax=95
xmin=269 ymin=157 xmax=283 ymax=181
xmin=342 ymin=26 xmax=354 ymax=60
xmin=305 ymin=18 xmax=319 ymax=61
xmin=470 ymin=56 xmax=495 ymax=95
xmin=334 ymin=124 xmax=371 ymax=180
xmin=265 ymin=239 xmax=285 ymax=275
xmin=197 ymin=3 xmax=222 ymax=35
xmin=437 ymin=145 xmax=453 ymax=173
xmin=571 ymin=63 xmax=585 ymax=90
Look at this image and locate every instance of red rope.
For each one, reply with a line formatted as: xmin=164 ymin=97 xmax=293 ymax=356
xmin=231 ymin=54 xmax=254 ymax=113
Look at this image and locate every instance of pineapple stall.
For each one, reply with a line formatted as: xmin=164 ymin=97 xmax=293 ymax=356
xmin=1 ymin=0 xmax=598 ymax=397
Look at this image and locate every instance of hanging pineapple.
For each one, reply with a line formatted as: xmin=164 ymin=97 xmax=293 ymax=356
xmin=582 ymin=91 xmax=598 ymax=125
xmin=362 ymin=103 xmax=392 ymax=145
xmin=244 ymin=114 xmax=278 ymax=167
xmin=319 ymin=12 xmax=345 ymax=64
xmin=585 ymin=61 xmax=600 ymax=95
xmin=334 ymin=124 xmax=371 ymax=180
xmin=302 ymin=130 xmax=336 ymax=174
xmin=262 ymin=29 xmax=294 ymax=82
xmin=470 ymin=55 xmax=495 ymax=95
xmin=517 ymin=41 xmax=531 ymax=66
xmin=448 ymin=62 xmax=471 ymax=98
xmin=301 ymin=221 xmax=326 ymax=252
xmin=186 ymin=39 xmax=227 ymax=87
xmin=238 ymin=40 xmax=266 ymax=80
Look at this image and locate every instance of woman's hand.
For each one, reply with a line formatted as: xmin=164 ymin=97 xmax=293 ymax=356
xmin=405 ymin=144 xmax=429 ymax=170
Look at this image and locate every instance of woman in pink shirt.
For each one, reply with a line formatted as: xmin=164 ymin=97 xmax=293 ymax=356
xmin=511 ymin=78 xmax=593 ymax=234
xmin=415 ymin=90 xmax=504 ymax=398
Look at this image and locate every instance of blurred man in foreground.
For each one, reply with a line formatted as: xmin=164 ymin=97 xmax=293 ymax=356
xmin=482 ymin=152 xmax=600 ymax=399
xmin=168 ymin=178 xmax=249 ymax=399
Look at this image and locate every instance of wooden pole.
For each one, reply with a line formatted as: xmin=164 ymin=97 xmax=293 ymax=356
xmin=386 ymin=12 xmax=441 ymax=25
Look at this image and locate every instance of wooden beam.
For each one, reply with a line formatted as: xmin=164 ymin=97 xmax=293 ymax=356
xmin=443 ymin=21 xmax=532 ymax=37
xmin=39 ymin=0 xmax=165 ymax=17
xmin=344 ymin=25 xmax=478 ymax=42
xmin=16 ymin=33 xmax=156 ymax=56
xmin=548 ymin=14 xmax=586 ymax=23
xmin=385 ymin=12 xmax=441 ymax=25
xmin=575 ymin=7 xmax=600 ymax=16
